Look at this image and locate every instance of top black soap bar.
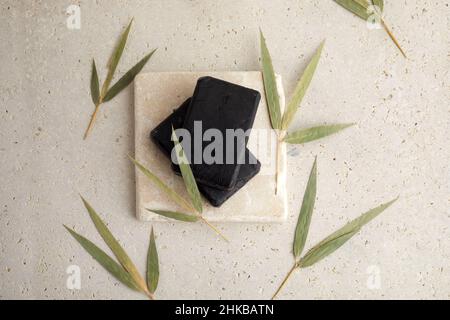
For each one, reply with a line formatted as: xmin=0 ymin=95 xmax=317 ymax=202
xmin=182 ymin=77 xmax=261 ymax=190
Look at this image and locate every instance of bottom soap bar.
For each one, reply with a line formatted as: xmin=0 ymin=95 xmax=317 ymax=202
xmin=150 ymin=98 xmax=261 ymax=207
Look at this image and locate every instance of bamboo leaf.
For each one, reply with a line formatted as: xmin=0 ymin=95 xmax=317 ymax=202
xmin=336 ymin=0 xmax=406 ymax=58
xmin=334 ymin=0 xmax=371 ymax=20
xmin=354 ymin=0 xmax=371 ymax=7
xmin=103 ymin=49 xmax=157 ymax=102
xmin=371 ymin=0 xmax=384 ymax=12
xmin=260 ymin=30 xmax=282 ymax=130
xmin=147 ymin=228 xmax=159 ymax=294
xmin=284 ymin=124 xmax=355 ymax=145
xmin=90 ymin=60 xmax=100 ymax=105
xmin=130 ymin=156 xmax=195 ymax=212
xmin=171 ymin=128 xmax=203 ymax=214
xmin=293 ymin=158 xmax=317 ymax=259
xmin=298 ymin=230 xmax=358 ymax=268
xmin=80 ymin=197 xmax=148 ymax=292
xmin=281 ymin=42 xmax=325 ymax=130
xmin=64 ymin=225 xmax=139 ymax=291
xmin=318 ymin=198 xmax=399 ymax=243
xmin=298 ymin=198 xmax=398 ymax=268
xmin=147 ymin=209 xmax=200 ymax=223
xmin=101 ymin=19 xmax=133 ymax=96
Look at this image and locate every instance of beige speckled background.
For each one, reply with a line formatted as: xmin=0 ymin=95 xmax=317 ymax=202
xmin=0 ymin=0 xmax=449 ymax=300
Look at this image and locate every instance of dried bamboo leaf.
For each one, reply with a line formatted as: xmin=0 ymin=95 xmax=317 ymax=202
xmin=371 ymin=0 xmax=384 ymax=12
xmin=281 ymin=42 xmax=325 ymax=130
xmin=260 ymin=30 xmax=282 ymax=130
xmin=336 ymin=0 xmax=406 ymax=58
xmin=316 ymin=198 xmax=399 ymax=242
xmin=354 ymin=0 xmax=371 ymax=8
xmin=147 ymin=209 xmax=200 ymax=223
xmin=293 ymin=158 xmax=317 ymax=259
xmin=171 ymin=128 xmax=203 ymax=214
xmin=101 ymin=19 xmax=133 ymax=96
xmin=80 ymin=197 xmax=148 ymax=292
xmin=298 ymin=230 xmax=358 ymax=268
xmin=334 ymin=0 xmax=370 ymax=20
xmin=90 ymin=60 xmax=100 ymax=105
xmin=64 ymin=225 xmax=139 ymax=291
xmin=283 ymin=124 xmax=355 ymax=145
xmin=298 ymin=198 xmax=398 ymax=268
xmin=146 ymin=228 xmax=159 ymax=294
xmin=130 ymin=156 xmax=194 ymax=212
xmin=103 ymin=49 xmax=157 ymax=102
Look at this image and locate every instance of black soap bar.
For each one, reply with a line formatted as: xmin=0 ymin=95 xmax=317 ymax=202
xmin=151 ymin=99 xmax=191 ymax=157
xmin=182 ymin=77 xmax=261 ymax=190
xmin=150 ymin=98 xmax=261 ymax=207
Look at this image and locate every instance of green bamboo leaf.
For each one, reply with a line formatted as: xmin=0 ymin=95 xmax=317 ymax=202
xmin=64 ymin=225 xmax=139 ymax=291
xmin=101 ymin=19 xmax=133 ymax=96
xmin=293 ymin=158 xmax=317 ymax=259
xmin=171 ymin=128 xmax=203 ymax=214
xmin=281 ymin=42 xmax=325 ymax=130
xmin=147 ymin=228 xmax=159 ymax=294
xmin=260 ymin=30 xmax=282 ymax=130
xmin=283 ymin=124 xmax=355 ymax=145
xmin=371 ymin=0 xmax=384 ymax=13
xmin=90 ymin=60 xmax=100 ymax=105
xmin=298 ymin=230 xmax=358 ymax=269
xmin=334 ymin=0 xmax=371 ymax=20
xmin=298 ymin=198 xmax=398 ymax=268
xmin=103 ymin=49 xmax=157 ymax=102
xmin=80 ymin=197 xmax=148 ymax=292
xmin=336 ymin=0 xmax=406 ymax=58
xmin=130 ymin=156 xmax=195 ymax=212
xmin=147 ymin=209 xmax=200 ymax=223
xmin=354 ymin=0 xmax=371 ymax=7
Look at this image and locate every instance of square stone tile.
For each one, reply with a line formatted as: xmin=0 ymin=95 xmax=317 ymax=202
xmin=134 ymin=72 xmax=287 ymax=222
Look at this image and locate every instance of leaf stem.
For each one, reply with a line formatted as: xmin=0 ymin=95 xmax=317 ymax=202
xmin=381 ymin=19 xmax=407 ymax=58
xmin=200 ymin=217 xmax=229 ymax=243
xmin=275 ymin=131 xmax=285 ymax=195
xmin=272 ymin=264 xmax=297 ymax=300
xmin=144 ymin=288 xmax=156 ymax=300
xmin=275 ymin=139 xmax=280 ymax=195
xmin=84 ymin=102 xmax=102 ymax=140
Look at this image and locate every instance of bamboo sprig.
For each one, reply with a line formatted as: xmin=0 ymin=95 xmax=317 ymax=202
xmin=130 ymin=129 xmax=228 ymax=242
xmin=272 ymin=158 xmax=399 ymax=299
xmin=84 ymin=19 xmax=157 ymax=139
xmin=64 ymin=197 xmax=160 ymax=299
xmin=334 ymin=0 xmax=407 ymax=58
xmin=260 ymin=31 xmax=355 ymax=193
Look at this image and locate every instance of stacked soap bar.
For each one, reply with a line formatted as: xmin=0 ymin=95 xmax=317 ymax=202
xmin=150 ymin=76 xmax=261 ymax=207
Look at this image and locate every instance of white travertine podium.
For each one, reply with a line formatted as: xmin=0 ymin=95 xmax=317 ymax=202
xmin=134 ymin=72 xmax=287 ymax=223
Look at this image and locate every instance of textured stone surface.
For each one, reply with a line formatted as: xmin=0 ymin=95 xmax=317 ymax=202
xmin=0 ymin=0 xmax=449 ymax=300
xmin=135 ymin=72 xmax=288 ymax=222
xmin=150 ymin=98 xmax=262 ymax=208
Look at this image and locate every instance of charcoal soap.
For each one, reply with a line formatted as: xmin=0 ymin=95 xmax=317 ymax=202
xmin=150 ymin=98 xmax=261 ymax=207
xmin=151 ymin=99 xmax=191 ymax=157
xmin=182 ymin=77 xmax=261 ymax=190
